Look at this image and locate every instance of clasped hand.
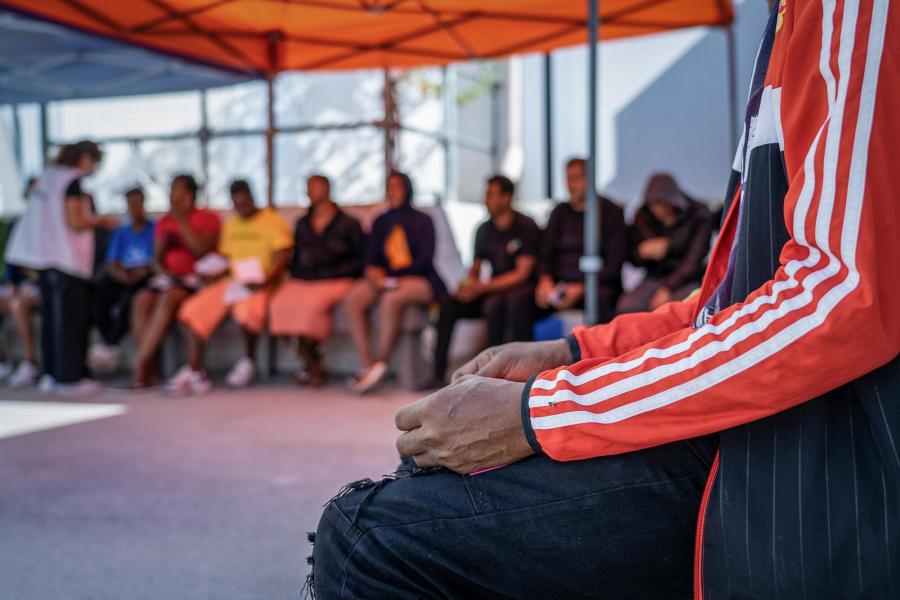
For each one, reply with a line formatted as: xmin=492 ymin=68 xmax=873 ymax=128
xmin=394 ymin=339 xmax=573 ymax=474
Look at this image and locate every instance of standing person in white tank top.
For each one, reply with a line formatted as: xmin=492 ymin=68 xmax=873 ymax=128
xmin=6 ymin=140 xmax=118 ymax=396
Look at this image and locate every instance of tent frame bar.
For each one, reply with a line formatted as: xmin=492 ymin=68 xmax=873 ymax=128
xmin=582 ymin=0 xmax=602 ymax=327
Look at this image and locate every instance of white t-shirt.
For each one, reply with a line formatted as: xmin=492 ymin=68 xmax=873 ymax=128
xmin=6 ymin=165 xmax=95 ymax=280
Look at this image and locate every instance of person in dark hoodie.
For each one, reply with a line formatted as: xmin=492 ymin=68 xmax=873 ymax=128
xmin=616 ymin=172 xmax=712 ymax=313
xmin=344 ymin=171 xmax=445 ymax=393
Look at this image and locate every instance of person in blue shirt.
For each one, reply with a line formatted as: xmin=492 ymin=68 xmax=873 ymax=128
xmin=88 ymin=187 xmax=155 ymax=371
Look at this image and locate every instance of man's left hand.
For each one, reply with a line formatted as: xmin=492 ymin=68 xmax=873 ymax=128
xmin=395 ymin=375 xmax=534 ymax=474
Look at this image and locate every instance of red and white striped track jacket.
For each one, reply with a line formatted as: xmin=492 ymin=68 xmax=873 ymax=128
xmin=522 ymin=1 xmax=900 ymax=597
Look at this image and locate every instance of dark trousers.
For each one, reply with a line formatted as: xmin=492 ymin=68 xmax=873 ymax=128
xmin=616 ymin=277 xmax=699 ymax=315
xmin=507 ymin=284 xmax=618 ymax=341
xmin=92 ymin=275 xmax=146 ymax=345
xmin=433 ymin=284 xmax=534 ymax=380
xmin=38 ymin=269 xmax=91 ymax=384
xmin=311 ymin=436 xmax=717 ymax=599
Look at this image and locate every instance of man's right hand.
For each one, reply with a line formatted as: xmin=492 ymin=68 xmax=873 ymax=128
xmin=451 ymin=339 xmax=573 ymax=383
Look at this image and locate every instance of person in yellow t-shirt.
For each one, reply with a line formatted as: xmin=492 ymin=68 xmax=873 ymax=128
xmin=172 ymin=180 xmax=293 ymax=393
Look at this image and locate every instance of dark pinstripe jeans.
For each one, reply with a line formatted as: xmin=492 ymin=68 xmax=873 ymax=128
xmin=310 ymin=436 xmax=717 ymax=599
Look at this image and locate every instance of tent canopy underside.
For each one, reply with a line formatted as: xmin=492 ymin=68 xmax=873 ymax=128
xmin=0 ymin=0 xmax=734 ymax=77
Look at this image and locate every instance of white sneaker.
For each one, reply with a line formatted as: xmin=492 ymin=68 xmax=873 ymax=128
xmin=350 ymin=361 xmax=388 ymax=394
xmin=166 ymin=366 xmax=212 ymax=395
xmin=88 ymin=343 xmax=121 ymax=373
xmin=0 ymin=361 xmax=12 ymax=381
xmin=165 ymin=365 xmax=195 ymax=394
xmin=225 ymin=357 xmax=255 ymax=388
xmin=55 ymin=378 xmax=103 ymax=398
xmin=9 ymin=361 xmax=39 ymax=388
xmin=185 ymin=371 xmax=212 ymax=395
xmin=38 ymin=374 xmax=56 ymax=394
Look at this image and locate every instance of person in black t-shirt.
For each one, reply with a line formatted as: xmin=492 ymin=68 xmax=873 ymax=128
xmin=507 ymin=157 xmax=628 ymax=337
xmin=419 ymin=175 xmax=540 ymax=389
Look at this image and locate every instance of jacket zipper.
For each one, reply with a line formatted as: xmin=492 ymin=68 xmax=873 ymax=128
xmin=693 ymin=450 xmax=720 ymax=600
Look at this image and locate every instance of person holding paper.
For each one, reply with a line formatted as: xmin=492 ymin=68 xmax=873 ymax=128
xmin=131 ymin=174 xmax=220 ymax=388
xmin=171 ymin=179 xmax=292 ymax=393
xmin=344 ymin=171 xmax=446 ymax=394
xmin=269 ymin=175 xmax=364 ymax=387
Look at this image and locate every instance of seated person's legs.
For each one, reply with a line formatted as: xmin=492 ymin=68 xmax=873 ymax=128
xmin=269 ymin=278 xmax=353 ymax=386
xmin=377 ymin=276 xmax=432 ymax=362
xmin=350 ymin=276 xmax=431 ymax=393
xmin=506 ymin=283 xmax=546 ymax=342
xmin=344 ymin=279 xmax=379 ymax=368
xmin=429 ymin=294 xmax=483 ymax=386
xmin=172 ymin=280 xmax=232 ymax=391
xmin=312 ymin=437 xmax=716 ymax=599
xmin=7 ymin=287 xmax=40 ymax=387
xmin=225 ymin=286 xmax=272 ymax=387
xmin=488 ymin=283 xmax=535 ymax=345
xmin=615 ymin=278 xmax=663 ymax=315
xmin=92 ymin=275 xmax=125 ymax=347
xmin=133 ymin=286 xmax=191 ymax=386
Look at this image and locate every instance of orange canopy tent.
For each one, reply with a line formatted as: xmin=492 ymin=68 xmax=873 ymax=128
xmin=0 ymin=0 xmax=734 ymax=75
xmin=1 ymin=0 xmax=738 ymax=325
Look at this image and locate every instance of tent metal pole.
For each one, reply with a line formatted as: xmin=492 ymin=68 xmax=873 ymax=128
xmin=199 ymin=89 xmax=210 ymax=195
xmin=582 ymin=0 xmax=601 ymax=326
xmin=382 ymin=68 xmax=398 ymax=182
xmin=11 ymin=104 xmax=23 ymax=174
xmin=442 ymin=66 xmax=457 ymax=204
xmin=265 ymin=76 xmax=275 ymax=207
xmin=543 ymin=52 xmax=553 ymax=199
xmin=39 ymin=102 xmax=49 ymax=167
xmin=725 ymin=22 xmax=740 ymax=153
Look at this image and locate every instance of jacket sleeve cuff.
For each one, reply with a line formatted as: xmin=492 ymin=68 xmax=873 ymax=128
xmin=565 ymin=333 xmax=582 ymax=363
xmin=520 ymin=374 xmax=544 ymax=456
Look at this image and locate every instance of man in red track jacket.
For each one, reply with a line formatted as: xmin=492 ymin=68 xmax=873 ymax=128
xmin=311 ymin=2 xmax=900 ymax=597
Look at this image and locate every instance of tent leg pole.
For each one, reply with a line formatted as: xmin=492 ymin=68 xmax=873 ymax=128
xmin=583 ymin=0 xmax=601 ymax=327
xmin=199 ymin=90 xmax=210 ymax=194
xmin=543 ymin=52 xmax=554 ymax=199
xmin=265 ymin=76 xmax=275 ymax=207
xmin=39 ymin=102 xmax=49 ymax=168
xmin=726 ymin=23 xmax=740 ymax=153
xmin=383 ymin=68 xmax=397 ymax=183
xmin=442 ymin=66 xmax=457 ymax=204
xmin=12 ymin=104 xmax=23 ymax=174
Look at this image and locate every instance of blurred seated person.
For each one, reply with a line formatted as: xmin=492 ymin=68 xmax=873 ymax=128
xmin=131 ymin=174 xmax=220 ymax=388
xmin=0 ymin=178 xmax=41 ymax=387
xmin=344 ymin=171 xmax=446 ymax=394
xmin=269 ymin=175 xmax=364 ymax=387
xmin=419 ymin=175 xmax=540 ymax=389
xmin=0 ymin=264 xmax=41 ymax=387
xmin=171 ymin=179 xmax=292 ymax=393
xmin=509 ymin=157 xmax=628 ymax=336
xmin=616 ymin=173 xmax=713 ymax=313
xmin=88 ymin=187 xmax=155 ymax=372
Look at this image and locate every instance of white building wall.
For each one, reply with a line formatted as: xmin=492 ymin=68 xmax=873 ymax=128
xmin=512 ymin=0 xmax=769 ymax=214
